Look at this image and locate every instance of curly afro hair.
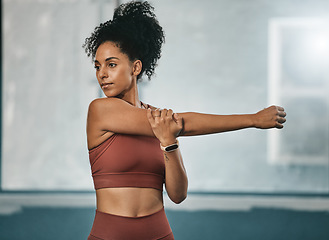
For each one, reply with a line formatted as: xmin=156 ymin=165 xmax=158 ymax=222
xmin=83 ymin=1 xmax=165 ymax=81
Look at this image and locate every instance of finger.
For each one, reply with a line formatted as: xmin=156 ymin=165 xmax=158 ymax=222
xmin=147 ymin=108 xmax=155 ymax=124
xmin=276 ymin=106 xmax=284 ymax=111
xmin=175 ymin=113 xmax=184 ymax=129
xmin=154 ymin=108 xmax=161 ymax=117
xmin=167 ymin=109 xmax=174 ymax=120
xmin=161 ymin=108 xmax=168 ymax=118
xmin=276 ymin=123 xmax=284 ymax=129
xmin=277 ymin=117 xmax=286 ymax=124
xmin=278 ymin=111 xmax=286 ymax=117
xmin=173 ymin=112 xmax=178 ymax=121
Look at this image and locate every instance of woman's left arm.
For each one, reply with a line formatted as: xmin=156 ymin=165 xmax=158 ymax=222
xmin=147 ymin=108 xmax=188 ymax=204
xmin=178 ymin=105 xmax=286 ymax=136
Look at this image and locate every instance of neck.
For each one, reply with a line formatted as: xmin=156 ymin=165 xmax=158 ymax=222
xmin=119 ymin=79 xmax=142 ymax=108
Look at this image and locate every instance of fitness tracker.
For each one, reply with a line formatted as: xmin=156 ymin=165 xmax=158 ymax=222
xmin=160 ymin=140 xmax=179 ymax=152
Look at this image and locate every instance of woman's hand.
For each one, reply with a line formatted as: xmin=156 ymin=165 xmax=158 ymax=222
xmin=147 ymin=108 xmax=183 ymax=146
xmin=253 ymin=105 xmax=286 ymax=129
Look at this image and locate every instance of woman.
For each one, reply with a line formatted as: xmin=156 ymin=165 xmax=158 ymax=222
xmin=83 ymin=1 xmax=286 ymax=239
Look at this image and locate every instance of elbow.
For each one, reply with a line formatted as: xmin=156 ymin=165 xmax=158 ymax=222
xmin=166 ymin=175 xmax=188 ymax=204
xmin=173 ymin=195 xmax=187 ymax=204
xmin=170 ymin=192 xmax=187 ymax=204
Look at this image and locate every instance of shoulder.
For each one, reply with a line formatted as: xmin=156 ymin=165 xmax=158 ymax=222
xmin=89 ymin=97 xmax=121 ymax=109
xmin=87 ymin=98 xmax=156 ymax=137
xmin=88 ymin=97 xmax=129 ymax=115
xmin=87 ymin=98 xmax=125 ymax=135
xmin=88 ymin=98 xmax=121 ymax=123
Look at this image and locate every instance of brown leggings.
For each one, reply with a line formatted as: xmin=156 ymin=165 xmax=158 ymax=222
xmin=88 ymin=207 xmax=174 ymax=240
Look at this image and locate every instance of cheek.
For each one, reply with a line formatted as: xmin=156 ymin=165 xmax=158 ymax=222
xmin=118 ymin=67 xmax=133 ymax=82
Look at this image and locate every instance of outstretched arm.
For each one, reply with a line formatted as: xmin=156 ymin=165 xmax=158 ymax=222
xmin=87 ymin=98 xmax=286 ymax=141
xmin=178 ymin=106 xmax=286 ymax=136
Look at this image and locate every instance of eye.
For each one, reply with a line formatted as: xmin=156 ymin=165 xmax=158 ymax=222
xmin=109 ymin=63 xmax=117 ymax=68
xmin=94 ymin=65 xmax=100 ymax=71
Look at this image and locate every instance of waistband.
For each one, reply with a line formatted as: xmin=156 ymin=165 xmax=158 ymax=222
xmin=95 ymin=207 xmax=164 ymax=219
xmin=89 ymin=207 xmax=173 ymax=240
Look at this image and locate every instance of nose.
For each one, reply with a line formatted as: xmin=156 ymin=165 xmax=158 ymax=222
xmin=99 ymin=67 xmax=108 ymax=79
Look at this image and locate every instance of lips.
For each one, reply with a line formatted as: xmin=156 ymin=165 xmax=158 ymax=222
xmin=101 ymin=83 xmax=113 ymax=89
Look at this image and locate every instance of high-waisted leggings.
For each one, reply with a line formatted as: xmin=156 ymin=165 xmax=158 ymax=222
xmin=88 ymin=207 xmax=174 ymax=240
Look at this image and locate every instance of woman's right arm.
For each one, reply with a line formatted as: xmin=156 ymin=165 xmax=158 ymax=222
xmin=87 ymin=97 xmax=155 ymax=138
xmin=87 ymin=98 xmax=286 ymax=141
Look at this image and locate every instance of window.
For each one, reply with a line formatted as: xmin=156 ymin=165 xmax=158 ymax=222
xmin=2 ymin=0 xmax=117 ymax=190
xmin=268 ymin=18 xmax=329 ymax=165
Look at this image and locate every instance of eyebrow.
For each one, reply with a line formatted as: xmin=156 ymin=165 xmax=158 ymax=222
xmin=94 ymin=57 xmax=119 ymax=64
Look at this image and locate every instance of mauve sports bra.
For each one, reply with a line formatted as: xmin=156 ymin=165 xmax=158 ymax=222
xmin=89 ymin=134 xmax=165 ymax=191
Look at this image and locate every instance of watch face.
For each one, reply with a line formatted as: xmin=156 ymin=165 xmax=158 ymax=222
xmin=165 ymin=144 xmax=178 ymax=152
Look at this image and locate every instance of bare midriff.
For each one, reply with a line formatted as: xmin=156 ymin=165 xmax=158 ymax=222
xmin=96 ymin=187 xmax=164 ymax=217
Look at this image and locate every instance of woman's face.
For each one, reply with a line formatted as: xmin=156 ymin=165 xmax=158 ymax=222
xmin=94 ymin=41 xmax=138 ymax=99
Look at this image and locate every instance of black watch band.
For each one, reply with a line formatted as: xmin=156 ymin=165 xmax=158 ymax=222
xmin=160 ymin=140 xmax=179 ymax=152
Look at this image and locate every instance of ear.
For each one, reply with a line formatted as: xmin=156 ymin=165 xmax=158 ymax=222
xmin=132 ymin=60 xmax=142 ymax=77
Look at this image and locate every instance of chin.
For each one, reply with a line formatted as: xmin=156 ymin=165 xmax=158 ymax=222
xmin=105 ymin=94 xmax=116 ymax=98
xmin=104 ymin=93 xmax=121 ymax=99
xmin=102 ymin=90 xmax=117 ymax=98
